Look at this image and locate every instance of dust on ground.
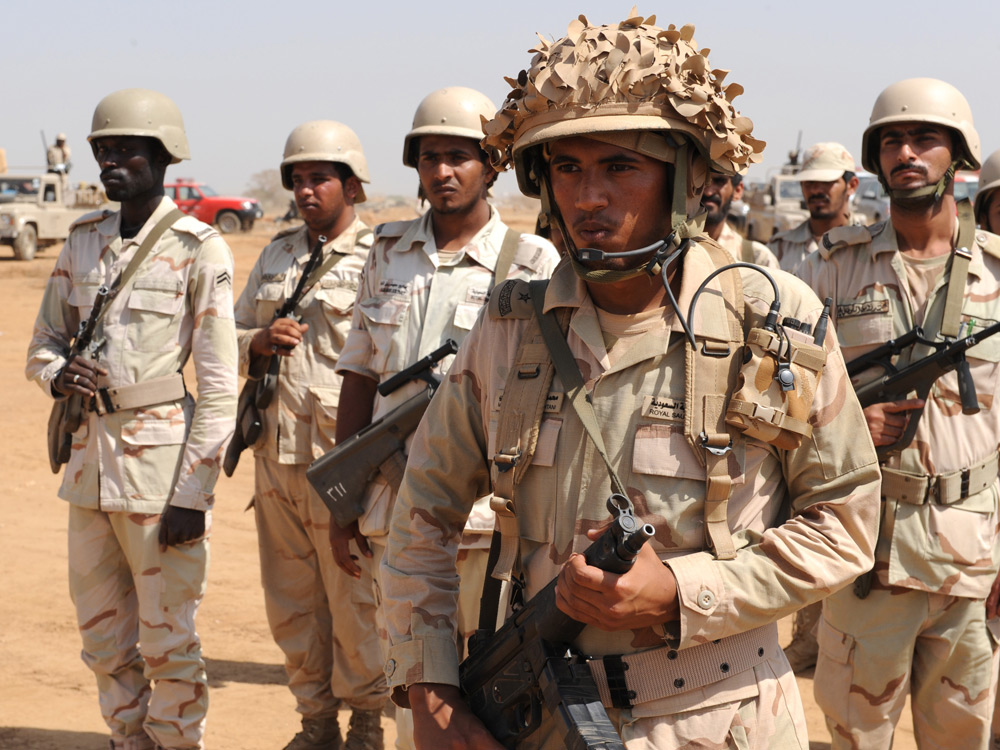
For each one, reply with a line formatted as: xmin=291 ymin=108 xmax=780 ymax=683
xmin=0 ymin=210 xmax=915 ymax=749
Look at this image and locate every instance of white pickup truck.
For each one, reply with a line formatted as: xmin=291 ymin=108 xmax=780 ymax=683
xmin=0 ymin=174 xmax=111 ymax=260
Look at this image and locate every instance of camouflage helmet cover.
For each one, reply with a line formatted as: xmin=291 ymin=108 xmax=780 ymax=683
xmin=482 ymin=11 xmax=765 ymax=197
xmin=88 ymin=88 xmax=190 ymax=164
xmin=280 ymin=120 xmax=370 ymax=203
xmin=975 ymin=148 xmax=1000 ymax=224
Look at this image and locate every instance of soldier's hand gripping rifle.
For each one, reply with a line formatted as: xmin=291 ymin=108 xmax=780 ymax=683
xmin=306 ymin=338 xmax=459 ymax=524
xmin=223 ymin=235 xmax=326 ymax=476
xmin=847 ymin=319 xmax=1000 ymax=460
xmin=459 ymin=494 xmax=656 ymax=750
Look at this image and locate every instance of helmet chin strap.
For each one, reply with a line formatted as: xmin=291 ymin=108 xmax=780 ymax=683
xmin=539 ymin=141 xmax=707 ymax=284
xmin=881 ymin=159 xmax=962 ymax=205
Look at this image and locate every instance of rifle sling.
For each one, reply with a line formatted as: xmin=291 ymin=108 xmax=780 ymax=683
xmin=301 ymin=228 xmax=373 ymax=295
xmin=492 ymin=227 xmax=521 ymax=288
xmin=940 ymin=199 xmax=976 ymax=339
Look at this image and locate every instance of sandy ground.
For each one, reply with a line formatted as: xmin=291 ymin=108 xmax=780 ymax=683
xmin=0 ymin=214 xmax=916 ymax=749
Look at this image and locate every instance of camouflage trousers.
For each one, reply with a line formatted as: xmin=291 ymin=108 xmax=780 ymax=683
xmin=529 ymin=653 xmax=807 ymax=749
xmin=253 ymin=457 xmax=387 ymax=717
xmin=68 ymin=504 xmax=209 ymax=750
xmin=816 ymin=586 xmax=999 ymax=750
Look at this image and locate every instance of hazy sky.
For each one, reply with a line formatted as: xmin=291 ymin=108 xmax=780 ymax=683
xmin=5 ymin=1 xmax=1000 ymax=199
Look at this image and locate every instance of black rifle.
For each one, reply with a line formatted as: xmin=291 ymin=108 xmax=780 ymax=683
xmin=846 ymin=320 xmax=1000 ymax=460
xmin=223 ymin=235 xmax=326 ymax=476
xmin=306 ymin=338 xmax=459 ymax=524
xmin=459 ymin=494 xmax=655 ymax=750
xmin=48 ymin=285 xmax=110 ymax=472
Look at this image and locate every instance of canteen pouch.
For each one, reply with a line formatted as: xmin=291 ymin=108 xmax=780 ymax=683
xmin=725 ymin=327 xmax=826 ymax=450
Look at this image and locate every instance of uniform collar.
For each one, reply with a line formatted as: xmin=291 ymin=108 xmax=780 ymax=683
xmin=289 ymin=215 xmax=368 ymax=262
xmin=390 ymin=205 xmax=501 ymax=270
xmin=874 ymin=217 xmax=987 ymax=282
xmin=97 ymin=196 xmax=176 ymax=260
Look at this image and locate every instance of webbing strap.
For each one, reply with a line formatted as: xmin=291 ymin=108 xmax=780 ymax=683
xmin=740 ymin=237 xmax=755 ymax=264
xmin=296 ymin=227 xmax=372 ymax=312
xmin=492 ymin=228 xmax=521 ymax=288
xmin=940 ymin=199 xmax=976 ymax=338
xmin=529 ymin=280 xmax=627 ymax=497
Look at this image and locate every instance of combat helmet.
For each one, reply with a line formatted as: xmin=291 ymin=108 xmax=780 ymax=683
xmin=974 ymin=149 xmax=1000 ymax=229
xmin=403 ymin=87 xmax=496 ymax=168
xmin=88 ymin=88 xmax=190 ymax=164
xmin=861 ymin=78 xmax=980 ymax=200
xmin=281 ymin=120 xmax=370 ymax=203
xmin=481 ymin=11 xmax=763 ymax=280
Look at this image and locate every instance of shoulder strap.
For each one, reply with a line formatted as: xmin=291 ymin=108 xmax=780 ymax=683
xmin=492 ymin=227 xmax=521 ymax=288
xmin=940 ymin=199 xmax=975 ymax=338
xmin=741 ymin=237 xmax=755 ymax=264
xmin=529 ymin=280 xmax=627 ymax=497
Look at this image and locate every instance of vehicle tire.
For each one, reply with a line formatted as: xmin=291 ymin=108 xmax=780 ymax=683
xmin=12 ymin=224 xmax=37 ymax=260
xmin=216 ymin=211 xmax=241 ymax=234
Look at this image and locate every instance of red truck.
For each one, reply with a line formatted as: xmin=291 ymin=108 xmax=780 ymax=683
xmin=165 ymin=178 xmax=263 ymax=233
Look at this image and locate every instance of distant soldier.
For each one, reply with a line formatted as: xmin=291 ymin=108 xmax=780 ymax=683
xmin=47 ymin=132 xmax=72 ymax=174
xmin=800 ymin=79 xmax=1000 ymax=750
xmin=234 ymin=121 xmax=387 ymax=750
xmin=26 ymin=89 xmax=237 ymax=750
xmin=331 ymin=86 xmax=560 ymax=748
xmin=701 ymin=170 xmax=779 ymax=268
xmin=768 ymin=142 xmax=862 ymax=274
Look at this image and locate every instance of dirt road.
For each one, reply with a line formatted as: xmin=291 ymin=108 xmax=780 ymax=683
xmin=0 ymin=219 xmax=915 ymax=749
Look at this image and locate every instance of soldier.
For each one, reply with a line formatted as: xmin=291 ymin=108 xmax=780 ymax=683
xmin=234 ymin=121 xmax=387 ymax=750
xmin=768 ymin=142 xmax=862 ymax=274
xmin=25 ymin=89 xmax=237 ymax=750
xmin=700 ymin=170 xmax=779 ymax=268
xmin=331 ymin=86 xmax=560 ymax=747
xmin=47 ymin=132 xmax=72 ymax=173
xmin=378 ymin=14 xmax=881 ymax=750
xmin=975 ymin=149 xmax=1000 ymax=234
xmin=799 ymin=79 xmax=1000 ymax=750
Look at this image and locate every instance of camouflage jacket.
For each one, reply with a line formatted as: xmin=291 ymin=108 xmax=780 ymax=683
xmin=336 ymin=207 xmax=560 ymax=541
xmin=768 ymin=213 xmax=867 ymax=275
xmin=717 ymin=221 xmax=779 ymax=269
xmin=234 ymin=219 xmax=372 ymax=464
xmin=380 ymin=248 xmax=881 ymax=692
xmin=798 ymin=220 xmax=1000 ymax=598
xmin=26 ymin=197 xmax=238 ymax=513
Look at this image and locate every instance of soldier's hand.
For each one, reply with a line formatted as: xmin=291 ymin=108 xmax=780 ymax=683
xmin=863 ymin=399 xmax=925 ymax=446
xmin=409 ymin=683 xmax=503 ymax=750
xmin=54 ymin=356 xmax=108 ymax=398
xmin=250 ymin=318 xmax=309 ymax=358
xmin=555 ymin=531 xmax=678 ymax=630
xmin=987 ymin=571 xmax=1000 ymax=620
xmin=158 ymin=506 xmax=206 ymax=549
xmin=330 ymin=518 xmax=371 ymax=579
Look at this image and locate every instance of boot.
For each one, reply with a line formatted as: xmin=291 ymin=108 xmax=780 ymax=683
xmin=784 ymin=601 xmax=821 ymax=673
xmin=284 ymin=716 xmax=342 ymax=750
xmin=344 ymin=708 xmax=384 ymax=750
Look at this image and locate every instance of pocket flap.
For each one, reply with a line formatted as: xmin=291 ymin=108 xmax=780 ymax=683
xmin=359 ymin=297 xmax=408 ymax=326
xmin=254 ymin=281 xmax=285 ymax=303
xmin=310 ymin=385 xmax=341 ymax=426
xmin=453 ymin=301 xmax=483 ymax=331
xmin=816 ymin=615 xmax=854 ymax=665
xmin=128 ymin=277 xmax=185 ymax=315
xmin=316 ymin=287 xmax=358 ymax=315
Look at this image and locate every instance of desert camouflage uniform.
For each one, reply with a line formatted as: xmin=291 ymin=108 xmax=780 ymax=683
xmin=47 ymin=143 xmax=71 ymax=169
xmin=717 ymin=220 xmax=779 ymax=269
xmin=768 ymin=213 xmax=866 ymax=275
xmin=26 ymin=196 xmax=237 ymax=750
xmin=798 ymin=220 xmax=1000 ymax=750
xmin=234 ymin=220 xmax=388 ymax=720
xmin=380 ymin=246 xmax=881 ymax=749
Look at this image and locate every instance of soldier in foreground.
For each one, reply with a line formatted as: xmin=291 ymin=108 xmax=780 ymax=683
xmin=380 ymin=14 xmax=880 ymax=749
xmin=233 ymin=121 xmax=387 ymax=750
xmin=700 ymin=170 xmax=779 ymax=268
xmin=331 ymin=86 xmax=559 ymax=748
xmin=26 ymin=89 xmax=237 ymax=750
xmin=799 ymin=79 xmax=1000 ymax=750
xmin=768 ymin=142 xmax=861 ymax=274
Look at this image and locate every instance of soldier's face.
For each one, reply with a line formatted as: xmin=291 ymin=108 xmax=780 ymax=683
xmin=548 ymin=136 xmax=673 ymax=257
xmin=93 ymin=136 xmax=166 ymax=202
xmin=290 ymin=161 xmax=358 ymax=232
xmin=701 ymin=174 xmax=739 ymax=228
xmin=878 ymin=122 xmax=954 ymax=191
xmin=416 ymin=135 xmax=492 ymax=216
xmin=801 ymin=177 xmax=853 ymax=220
xmin=985 ymin=192 xmax=1000 ymax=234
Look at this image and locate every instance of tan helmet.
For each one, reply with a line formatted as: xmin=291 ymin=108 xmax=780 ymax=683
xmin=56 ymin=133 xmax=67 ymax=143
xmin=88 ymin=88 xmax=190 ymax=164
xmin=280 ymin=120 xmax=370 ymax=202
xmin=402 ymin=87 xmax=496 ymax=167
xmin=975 ymin=148 xmax=1000 ymax=226
xmin=861 ymin=78 xmax=981 ymax=176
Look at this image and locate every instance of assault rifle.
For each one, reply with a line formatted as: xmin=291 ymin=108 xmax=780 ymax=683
xmin=847 ymin=319 xmax=1000 ymax=460
xmin=306 ymin=338 xmax=459 ymax=524
xmin=223 ymin=235 xmax=326 ymax=476
xmin=459 ymin=494 xmax=655 ymax=750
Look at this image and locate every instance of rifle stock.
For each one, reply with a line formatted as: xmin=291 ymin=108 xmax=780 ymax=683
xmin=223 ymin=379 xmax=263 ymax=477
xmin=460 ymin=495 xmax=655 ymax=750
